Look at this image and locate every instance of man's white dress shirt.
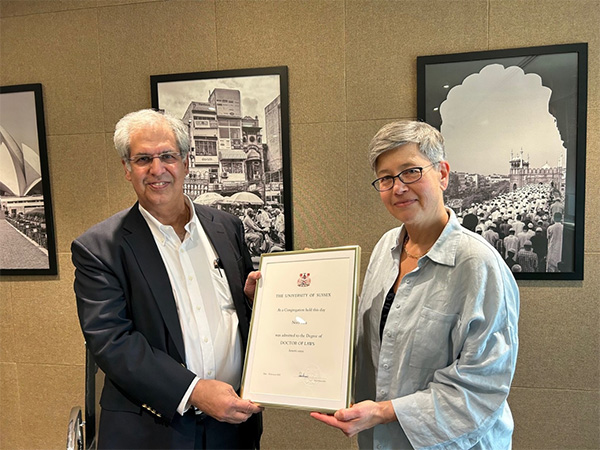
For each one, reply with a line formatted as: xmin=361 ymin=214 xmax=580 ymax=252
xmin=139 ymin=197 xmax=243 ymax=414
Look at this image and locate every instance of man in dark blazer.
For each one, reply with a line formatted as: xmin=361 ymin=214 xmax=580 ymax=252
xmin=72 ymin=109 xmax=262 ymax=449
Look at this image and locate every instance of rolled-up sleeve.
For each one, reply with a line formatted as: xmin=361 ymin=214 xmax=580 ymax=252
xmin=393 ymin=254 xmax=519 ymax=449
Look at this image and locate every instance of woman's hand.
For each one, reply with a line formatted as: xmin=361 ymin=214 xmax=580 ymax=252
xmin=310 ymin=400 xmax=396 ymax=437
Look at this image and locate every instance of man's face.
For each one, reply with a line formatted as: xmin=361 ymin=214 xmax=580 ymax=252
xmin=123 ymin=122 xmax=188 ymax=218
xmin=375 ymin=143 xmax=449 ymax=227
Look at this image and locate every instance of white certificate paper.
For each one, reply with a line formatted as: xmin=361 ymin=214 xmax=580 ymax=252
xmin=240 ymin=246 xmax=360 ymax=412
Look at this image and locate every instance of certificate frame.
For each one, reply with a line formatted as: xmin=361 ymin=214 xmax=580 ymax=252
xmin=241 ymin=246 xmax=360 ymax=412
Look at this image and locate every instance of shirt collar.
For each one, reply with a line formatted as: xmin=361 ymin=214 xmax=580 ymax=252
xmin=425 ymin=208 xmax=462 ymax=267
xmin=183 ymin=195 xmax=200 ymax=236
xmin=389 ymin=207 xmax=462 ymax=267
xmin=138 ymin=195 xmax=199 ymax=245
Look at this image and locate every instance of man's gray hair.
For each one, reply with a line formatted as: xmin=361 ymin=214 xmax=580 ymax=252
xmin=368 ymin=120 xmax=445 ymax=171
xmin=114 ymin=109 xmax=190 ymax=168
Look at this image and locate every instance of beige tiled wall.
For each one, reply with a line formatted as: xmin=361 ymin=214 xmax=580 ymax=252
xmin=0 ymin=0 xmax=598 ymax=449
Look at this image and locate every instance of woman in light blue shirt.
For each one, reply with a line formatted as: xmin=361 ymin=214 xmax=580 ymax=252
xmin=312 ymin=121 xmax=519 ymax=449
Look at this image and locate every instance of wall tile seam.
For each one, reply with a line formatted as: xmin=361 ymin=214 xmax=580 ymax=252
xmin=211 ymin=0 xmax=220 ymax=71
xmin=343 ymin=118 xmax=423 ymax=125
xmin=289 ymin=120 xmax=349 ymax=126
xmin=1 ymin=279 xmax=62 ymax=283
xmin=42 ymin=132 xmax=107 ymax=138
xmin=8 ymin=362 xmax=85 ymax=368
xmin=0 ymin=0 xmax=170 ymax=19
xmin=92 ymin=6 xmax=108 ymax=200
xmin=0 ymin=7 xmax=94 ymax=20
xmin=486 ymin=0 xmax=490 ymax=48
xmin=342 ymin=0 xmax=348 ymax=125
xmin=89 ymin=122 xmax=373 ymax=134
xmin=2 ymin=360 xmax=25 ymax=441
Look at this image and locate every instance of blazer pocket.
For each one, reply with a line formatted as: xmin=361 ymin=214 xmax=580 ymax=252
xmin=99 ymin=379 xmax=143 ymax=414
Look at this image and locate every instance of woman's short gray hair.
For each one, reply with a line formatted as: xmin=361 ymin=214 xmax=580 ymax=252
xmin=368 ymin=120 xmax=445 ymax=171
xmin=114 ymin=109 xmax=190 ymax=167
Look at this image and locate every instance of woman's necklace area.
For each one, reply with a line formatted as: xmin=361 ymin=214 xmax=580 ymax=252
xmin=402 ymin=234 xmax=429 ymax=259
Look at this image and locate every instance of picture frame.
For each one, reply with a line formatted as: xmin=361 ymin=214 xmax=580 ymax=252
xmin=0 ymin=83 xmax=57 ymax=276
xmin=417 ymin=43 xmax=588 ymax=280
xmin=151 ymin=67 xmax=292 ymax=267
xmin=241 ymin=246 xmax=360 ymax=412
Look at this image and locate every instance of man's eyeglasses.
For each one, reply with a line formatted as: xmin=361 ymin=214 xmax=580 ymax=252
xmin=371 ymin=163 xmax=436 ymax=191
xmin=127 ymin=152 xmax=183 ymax=168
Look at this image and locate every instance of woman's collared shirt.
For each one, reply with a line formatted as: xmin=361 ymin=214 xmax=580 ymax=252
xmin=355 ymin=209 xmax=519 ymax=450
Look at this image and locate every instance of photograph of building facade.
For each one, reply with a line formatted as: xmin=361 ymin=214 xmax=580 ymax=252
xmin=180 ymin=88 xmax=283 ymax=202
xmin=166 ymin=83 xmax=286 ymax=262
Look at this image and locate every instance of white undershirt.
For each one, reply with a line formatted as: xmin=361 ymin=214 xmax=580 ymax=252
xmin=139 ymin=197 xmax=242 ymax=415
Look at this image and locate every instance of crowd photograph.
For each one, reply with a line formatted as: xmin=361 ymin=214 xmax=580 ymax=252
xmin=453 ymin=182 xmax=566 ymax=273
xmin=198 ymin=199 xmax=286 ymax=261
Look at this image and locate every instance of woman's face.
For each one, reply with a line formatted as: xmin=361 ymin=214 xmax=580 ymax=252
xmin=375 ymin=143 xmax=449 ymax=228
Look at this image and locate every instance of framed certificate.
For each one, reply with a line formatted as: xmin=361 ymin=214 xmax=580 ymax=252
xmin=241 ymin=246 xmax=360 ymax=412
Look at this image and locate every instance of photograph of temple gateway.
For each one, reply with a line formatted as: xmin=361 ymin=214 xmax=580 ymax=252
xmin=420 ymin=53 xmax=583 ymax=277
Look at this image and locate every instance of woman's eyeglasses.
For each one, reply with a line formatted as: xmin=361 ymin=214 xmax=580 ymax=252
xmin=371 ymin=163 xmax=436 ymax=191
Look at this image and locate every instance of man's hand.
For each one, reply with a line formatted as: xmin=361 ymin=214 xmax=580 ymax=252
xmin=310 ymin=400 xmax=395 ymax=437
xmin=190 ymin=380 xmax=262 ymax=424
xmin=244 ymin=271 xmax=261 ymax=303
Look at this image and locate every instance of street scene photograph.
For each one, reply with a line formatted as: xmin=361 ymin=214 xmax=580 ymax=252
xmin=154 ymin=70 xmax=289 ymax=266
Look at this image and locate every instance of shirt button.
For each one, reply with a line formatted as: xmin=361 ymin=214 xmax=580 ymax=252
xmin=207 ymin=370 xmax=213 ymax=376
xmin=396 ymin=303 xmax=401 ymax=308
xmin=203 ymin=337 xmax=209 ymax=343
xmin=188 ymin=275 xmax=193 ymax=281
xmin=386 ymin=331 xmax=392 ymax=338
xmin=196 ymin=306 xmax=201 ymax=311
xmin=380 ymin=390 xmax=386 ymax=396
xmin=383 ymin=364 xmax=389 ymax=370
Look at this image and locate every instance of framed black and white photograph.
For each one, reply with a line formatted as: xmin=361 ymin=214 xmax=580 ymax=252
xmin=151 ymin=66 xmax=291 ymax=267
xmin=0 ymin=83 xmax=57 ymax=276
xmin=417 ymin=43 xmax=587 ymax=280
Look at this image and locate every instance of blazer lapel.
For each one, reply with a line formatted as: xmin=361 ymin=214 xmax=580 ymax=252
xmin=121 ymin=205 xmax=186 ymax=363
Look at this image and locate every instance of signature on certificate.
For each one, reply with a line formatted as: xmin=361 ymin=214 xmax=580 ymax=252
xmin=298 ymin=367 xmax=326 ymax=384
